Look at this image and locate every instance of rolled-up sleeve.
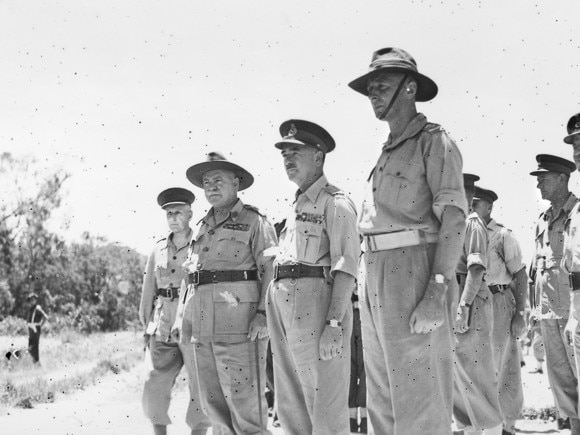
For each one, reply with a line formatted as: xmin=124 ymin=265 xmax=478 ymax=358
xmin=139 ymin=247 xmax=158 ymax=327
xmin=465 ymin=220 xmax=487 ymax=270
xmin=425 ymin=132 xmax=468 ymax=221
xmin=251 ymin=216 xmax=278 ymax=274
xmin=326 ymin=195 xmax=360 ymax=278
xmin=504 ymin=231 xmax=525 ymax=275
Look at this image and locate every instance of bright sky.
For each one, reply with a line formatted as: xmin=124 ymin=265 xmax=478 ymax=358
xmin=1 ymin=0 xmax=579 ymax=260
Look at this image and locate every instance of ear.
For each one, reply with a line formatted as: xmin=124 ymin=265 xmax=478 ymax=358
xmin=314 ymin=150 xmax=325 ymax=167
xmin=233 ymin=177 xmax=240 ymax=190
xmin=405 ymin=79 xmax=418 ymax=97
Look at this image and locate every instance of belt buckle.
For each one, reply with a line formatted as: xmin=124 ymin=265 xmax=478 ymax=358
xmin=169 ymin=287 xmax=178 ymax=300
xmin=191 ymin=271 xmax=200 ymax=285
xmin=211 ymin=270 xmax=219 ymax=283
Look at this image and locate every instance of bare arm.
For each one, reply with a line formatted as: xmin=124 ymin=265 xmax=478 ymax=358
xmin=410 ymin=205 xmax=466 ymax=334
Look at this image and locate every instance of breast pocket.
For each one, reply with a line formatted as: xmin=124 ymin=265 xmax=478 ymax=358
xmin=376 ymin=161 xmax=422 ymax=208
xmin=216 ymin=229 xmax=251 ymax=262
xmin=213 ymin=282 xmax=259 ymax=336
xmin=296 ymin=221 xmax=323 ymax=264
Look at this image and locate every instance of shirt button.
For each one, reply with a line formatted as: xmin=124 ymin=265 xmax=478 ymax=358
xmin=173 ymin=256 xmax=177 ymax=260
xmin=208 ymin=230 xmax=215 ymax=235
xmin=171 ymin=269 xmax=175 ymax=273
xmin=396 ymin=171 xmax=401 ymax=176
xmin=372 ymin=188 xmax=377 ymax=192
xmin=203 ymin=247 xmax=209 ymax=252
xmin=379 ymin=167 xmax=384 ymax=172
xmin=548 ymin=226 xmax=552 ymax=230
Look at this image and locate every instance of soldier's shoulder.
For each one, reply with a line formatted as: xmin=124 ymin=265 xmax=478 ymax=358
xmin=323 ymin=183 xmax=347 ymax=197
xmin=154 ymin=236 xmax=167 ymax=246
xmin=422 ymin=122 xmax=445 ymax=135
xmin=243 ymin=203 xmax=266 ymax=217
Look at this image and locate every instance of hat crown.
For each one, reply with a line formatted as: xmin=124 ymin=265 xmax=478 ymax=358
xmin=530 ymin=153 xmax=576 ymax=175
xmin=369 ymin=47 xmax=419 ymax=73
xmin=207 ymin=151 xmax=227 ymax=162
xmin=276 ymin=119 xmax=335 ymax=153
xmin=567 ymin=113 xmax=580 ymax=134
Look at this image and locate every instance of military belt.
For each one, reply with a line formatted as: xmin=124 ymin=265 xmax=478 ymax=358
xmin=188 ymin=269 xmax=258 ymax=285
xmin=273 ymin=264 xmax=325 ymax=281
xmin=569 ymin=272 xmax=580 ymax=291
xmin=364 ymin=230 xmax=438 ymax=252
xmin=488 ymin=284 xmax=510 ymax=294
xmin=156 ymin=287 xmax=179 ymax=299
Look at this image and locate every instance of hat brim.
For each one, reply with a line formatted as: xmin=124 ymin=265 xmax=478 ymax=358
xmin=530 ymin=169 xmax=555 ymax=176
xmin=348 ymin=67 xmax=438 ymax=102
xmin=186 ymin=161 xmax=254 ymax=191
xmin=564 ymin=132 xmax=580 ymax=145
xmin=274 ymin=138 xmax=320 ymax=150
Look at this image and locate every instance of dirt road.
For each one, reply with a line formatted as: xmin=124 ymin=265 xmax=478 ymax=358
xmin=0 ymin=353 xmax=572 ymax=434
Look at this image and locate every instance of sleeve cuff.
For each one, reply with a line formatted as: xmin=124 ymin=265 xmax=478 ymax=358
xmin=331 ymin=255 xmax=358 ymax=279
xmin=467 ymin=253 xmax=486 ymax=270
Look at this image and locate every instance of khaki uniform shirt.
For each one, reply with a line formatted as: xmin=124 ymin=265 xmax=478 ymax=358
xmin=358 ymin=113 xmax=467 ymax=236
xmin=561 ymin=201 xmax=580 ymax=319
xmin=275 ymin=175 xmax=359 ymax=279
xmin=457 ymin=212 xmax=491 ymax=302
xmin=139 ymin=230 xmax=192 ymax=341
xmin=184 ymin=199 xmax=277 ymax=343
xmin=532 ymin=193 xmax=579 ymax=319
xmin=487 ymin=219 xmax=525 ymax=286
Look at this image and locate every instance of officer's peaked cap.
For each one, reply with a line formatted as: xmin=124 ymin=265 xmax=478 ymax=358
xmin=530 ymin=154 xmax=576 ymax=176
xmin=275 ymin=120 xmax=335 ymax=154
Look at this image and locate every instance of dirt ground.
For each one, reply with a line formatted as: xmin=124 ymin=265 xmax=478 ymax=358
xmin=0 ymin=353 xmax=573 ymax=434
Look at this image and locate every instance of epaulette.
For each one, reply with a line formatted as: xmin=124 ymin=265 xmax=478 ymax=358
xmin=422 ymin=122 xmax=444 ymax=134
xmin=243 ymin=204 xmax=266 ymax=217
xmin=323 ymin=183 xmax=345 ymax=196
xmin=155 ymin=237 xmax=167 ymax=245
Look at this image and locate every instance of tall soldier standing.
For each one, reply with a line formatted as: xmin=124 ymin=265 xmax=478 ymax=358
xmin=348 ymin=47 xmax=467 ymax=434
xmin=561 ymin=112 xmax=580 ymax=435
xmin=530 ymin=153 xmax=580 ymax=433
xmin=140 ymin=187 xmax=210 ymax=435
xmin=267 ymin=120 xmax=360 ymax=434
xmin=471 ymin=186 xmax=528 ymax=435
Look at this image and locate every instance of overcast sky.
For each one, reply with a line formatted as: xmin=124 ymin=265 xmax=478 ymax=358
xmin=2 ymin=0 xmax=580 ymax=259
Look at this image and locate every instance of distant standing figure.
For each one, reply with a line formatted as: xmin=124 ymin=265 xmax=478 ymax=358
xmin=27 ymin=293 xmax=48 ymax=364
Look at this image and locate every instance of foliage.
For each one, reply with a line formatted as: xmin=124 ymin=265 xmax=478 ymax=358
xmin=0 ymin=153 xmax=146 ymax=333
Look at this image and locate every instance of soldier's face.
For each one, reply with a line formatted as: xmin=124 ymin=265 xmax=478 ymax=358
xmin=202 ymin=169 xmax=239 ymax=207
xmin=572 ymin=137 xmax=580 ymax=170
xmin=367 ymin=73 xmax=407 ymax=120
xmin=472 ymin=199 xmax=491 ymax=220
xmin=536 ymin=172 xmax=562 ymax=201
xmin=280 ymin=144 xmax=320 ymax=187
xmin=165 ymin=204 xmax=191 ymax=233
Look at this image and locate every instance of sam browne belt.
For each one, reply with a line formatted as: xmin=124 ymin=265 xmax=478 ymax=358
xmin=156 ymin=287 xmax=179 ymax=299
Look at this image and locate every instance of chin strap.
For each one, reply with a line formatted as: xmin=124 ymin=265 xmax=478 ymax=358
xmin=378 ymin=74 xmax=408 ymax=120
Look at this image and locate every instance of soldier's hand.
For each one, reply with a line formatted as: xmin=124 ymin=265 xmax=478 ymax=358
xmin=564 ymin=318 xmax=578 ymax=347
xmin=170 ymin=325 xmax=181 ymax=344
xmin=511 ymin=312 xmax=527 ymax=340
xmin=319 ymin=325 xmax=343 ymax=360
xmin=409 ymin=285 xmax=446 ymax=334
xmin=455 ymin=306 xmax=470 ymax=334
xmin=247 ymin=313 xmax=268 ymax=341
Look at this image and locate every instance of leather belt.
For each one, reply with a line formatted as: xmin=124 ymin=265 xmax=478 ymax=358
xmin=364 ymin=230 xmax=438 ymax=253
xmin=273 ymin=264 xmax=325 ymax=281
xmin=188 ymin=269 xmax=258 ymax=285
xmin=569 ymin=272 xmax=580 ymax=291
xmin=488 ymin=284 xmax=510 ymax=294
xmin=156 ymin=287 xmax=179 ymax=299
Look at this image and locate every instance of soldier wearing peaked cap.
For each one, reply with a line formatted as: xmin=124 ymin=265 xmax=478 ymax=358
xmin=529 ymin=153 xmax=580 ymax=433
xmin=267 ymin=120 xmax=360 ymax=434
xmin=564 ymin=112 xmax=580 ymax=145
xmin=453 ymin=175 xmax=503 ymax=435
xmin=139 ymin=188 xmax=211 ymax=435
xmin=472 ymin=186 xmax=528 ymax=435
xmin=172 ymin=153 xmax=277 ymax=435
xmin=349 ymin=47 xmax=467 ymax=435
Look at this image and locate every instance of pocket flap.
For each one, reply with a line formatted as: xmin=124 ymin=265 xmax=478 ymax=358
xmin=217 ymin=228 xmax=251 ymax=244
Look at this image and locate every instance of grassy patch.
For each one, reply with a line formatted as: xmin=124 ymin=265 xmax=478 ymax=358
xmin=521 ymin=406 xmax=559 ymax=421
xmin=0 ymin=330 xmax=142 ymax=411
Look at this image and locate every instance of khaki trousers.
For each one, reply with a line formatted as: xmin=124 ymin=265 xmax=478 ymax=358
xmin=143 ymin=336 xmax=210 ymax=431
xmin=362 ymin=244 xmax=456 ymax=435
xmin=267 ymin=276 xmax=352 ymax=435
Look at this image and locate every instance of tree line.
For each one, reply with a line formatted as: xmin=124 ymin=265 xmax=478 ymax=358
xmin=0 ymin=152 xmax=145 ymax=334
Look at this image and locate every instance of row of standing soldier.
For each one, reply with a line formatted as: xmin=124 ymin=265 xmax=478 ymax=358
xmin=137 ymin=45 xmax=580 ymax=435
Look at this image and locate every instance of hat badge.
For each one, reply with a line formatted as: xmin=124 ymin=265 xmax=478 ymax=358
xmin=287 ymin=123 xmax=298 ymax=138
xmin=575 ymin=121 xmax=580 ymax=130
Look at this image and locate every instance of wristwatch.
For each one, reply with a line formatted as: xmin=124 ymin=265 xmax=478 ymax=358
xmin=326 ymin=319 xmax=342 ymax=328
xmin=433 ymin=273 xmax=446 ymax=284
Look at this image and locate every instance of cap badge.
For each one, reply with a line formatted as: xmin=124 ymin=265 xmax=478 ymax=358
xmin=288 ymin=123 xmax=298 ymax=138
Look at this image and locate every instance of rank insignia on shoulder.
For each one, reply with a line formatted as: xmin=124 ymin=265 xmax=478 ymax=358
xmin=296 ymin=212 xmax=324 ymax=224
xmin=243 ymin=204 xmax=265 ymax=216
xmin=323 ymin=183 xmax=343 ymax=196
xmin=223 ymin=223 xmax=250 ymax=231
xmin=423 ymin=123 xmax=444 ymax=133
